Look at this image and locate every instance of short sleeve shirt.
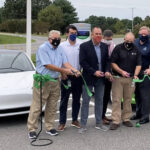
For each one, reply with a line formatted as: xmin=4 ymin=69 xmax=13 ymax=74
xmin=111 ymin=43 xmax=141 ymax=76
xmin=36 ymin=41 xmax=68 ymax=78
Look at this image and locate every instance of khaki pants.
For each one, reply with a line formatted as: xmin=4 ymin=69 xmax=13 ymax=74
xmin=111 ymin=77 xmax=134 ymax=124
xmin=27 ymin=80 xmax=60 ymax=132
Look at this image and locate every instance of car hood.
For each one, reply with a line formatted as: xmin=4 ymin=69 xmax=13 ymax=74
xmin=0 ymin=71 xmax=35 ymax=95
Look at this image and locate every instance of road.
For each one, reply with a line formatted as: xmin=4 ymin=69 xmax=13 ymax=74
xmin=0 ymin=33 xmax=124 ymax=54
xmin=0 ymin=96 xmax=150 ymax=150
xmin=0 ymin=33 xmax=47 ymax=53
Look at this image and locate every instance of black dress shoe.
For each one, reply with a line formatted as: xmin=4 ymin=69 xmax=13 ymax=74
xmin=123 ymin=121 xmax=133 ymax=127
xmin=130 ymin=115 xmax=141 ymax=120
xmin=139 ymin=119 xmax=149 ymax=124
xmin=110 ymin=123 xmax=120 ymax=130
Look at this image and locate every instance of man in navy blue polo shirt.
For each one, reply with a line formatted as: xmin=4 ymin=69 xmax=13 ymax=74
xmin=131 ymin=26 xmax=150 ymax=124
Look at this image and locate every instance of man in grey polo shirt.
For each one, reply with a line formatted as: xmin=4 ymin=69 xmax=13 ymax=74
xmin=58 ymin=25 xmax=82 ymax=131
xmin=27 ymin=30 xmax=80 ymax=139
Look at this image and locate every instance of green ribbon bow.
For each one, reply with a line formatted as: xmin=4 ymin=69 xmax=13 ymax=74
xmin=33 ymin=74 xmax=57 ymax=89
xmin=133 ymin=75 xmax=150 ymax=83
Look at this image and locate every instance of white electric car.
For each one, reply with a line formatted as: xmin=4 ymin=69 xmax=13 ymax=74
xmin=0 ymin=50 xmax=35 ymax=117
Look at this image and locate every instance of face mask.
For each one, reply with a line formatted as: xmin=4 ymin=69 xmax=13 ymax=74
xmin=104 ymin=40 xmax=112 ymax=45
xmin=94 ymin=36 xmax=102 ymax=43
xmin=139 ymin=34 xmax=149 ymax=43
xmin=124 ymin=42 xmax=133 ymax=50
xmin=51 ymin=38 xmax=61 ymax=47
xmin=69 ymin=34 xmax=77 ymax=41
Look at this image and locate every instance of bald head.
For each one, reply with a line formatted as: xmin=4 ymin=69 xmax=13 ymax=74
xmin=124 ymin=32 xmax=135 ymax=43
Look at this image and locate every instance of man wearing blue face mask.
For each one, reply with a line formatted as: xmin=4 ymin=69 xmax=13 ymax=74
xmin=58 ymin=25 xmax=82 ymax=131
xmin=131 ymin=26 xmax=150 ymax=124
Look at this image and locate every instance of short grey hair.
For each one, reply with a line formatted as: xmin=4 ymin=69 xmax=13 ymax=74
xmin=48 ymin=30 xmax=61 ymax=38
xmin=139 ymin=26 xmax=150 ymax=35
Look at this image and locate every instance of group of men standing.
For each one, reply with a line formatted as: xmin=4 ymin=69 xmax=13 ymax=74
xmin=27 ymin=25 xmax=150 ymax=139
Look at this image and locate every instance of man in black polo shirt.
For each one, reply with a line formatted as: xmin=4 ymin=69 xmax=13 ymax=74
xmin=110 ymin=32 xmax=141 ymax=130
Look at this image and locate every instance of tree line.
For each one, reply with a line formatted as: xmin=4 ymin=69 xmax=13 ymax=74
xmin=0 ymin=0 xmax=150 ymax=36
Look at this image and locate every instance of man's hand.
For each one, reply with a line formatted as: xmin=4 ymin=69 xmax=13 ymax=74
xmin=105 ymin=72 xmax=113 ymax=81
xmin=144 ymin=69 xmax=150 ymax=75
xmin=94 ymin=71 xmax=104 ymax=77
xmin=105 ymin=72 xmax=111 ymax=78
xmin=134 ymin=75 xmax=139 ymax=79
xmin=71 ymin=70 xmax=81 ymax=77
xmin=121 ymin=70 xmax=130 ymax=77
xmin=63 ymin=68 xmax=74 ymax=75
xmin=61 ymin=73 xmax=68 ymax=80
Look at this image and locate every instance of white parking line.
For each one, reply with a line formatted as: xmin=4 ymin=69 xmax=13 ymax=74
xmin=54 ymin=100 xmax=112 ymax=122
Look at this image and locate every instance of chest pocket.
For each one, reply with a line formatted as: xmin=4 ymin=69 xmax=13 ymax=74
xmin=49 ymin=51 xmax=63 ymax=67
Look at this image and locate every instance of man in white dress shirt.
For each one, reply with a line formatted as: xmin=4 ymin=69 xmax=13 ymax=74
xmin=58 ymin=25 xmax=82 ymax=131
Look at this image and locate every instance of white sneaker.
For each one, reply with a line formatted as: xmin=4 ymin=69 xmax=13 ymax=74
xmin=95 ymin=124 xmax=108 ymax=131
xmin=78 ymin=127 xmax=87 ymax=134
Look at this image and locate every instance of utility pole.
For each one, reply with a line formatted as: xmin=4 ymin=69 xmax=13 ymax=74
xmin=26 ymin=0 xmax=32 ymax=58
xmin=131 ymin=8 xmax=135 ymax=32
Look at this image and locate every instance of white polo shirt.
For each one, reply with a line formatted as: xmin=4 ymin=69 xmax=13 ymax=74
xmin=60 ymin=39 xmax=81 ymax=70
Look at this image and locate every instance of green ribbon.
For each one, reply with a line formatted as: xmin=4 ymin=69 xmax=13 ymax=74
xmin=62 ymin=82 xmax=70 ymax=90
xmin=33 ymin=74 xmax=57 ymax=89
xmin=133 ymin=75 xmax=150 ymax=83
xmin=81 ymin=74 xmax=93 ymax=97
xmin=62 ymin=74 xmax=93 ymax=97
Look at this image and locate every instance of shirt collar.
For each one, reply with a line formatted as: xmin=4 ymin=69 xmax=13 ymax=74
xmin=92 ymin=39 xmax=101 ymax=47
xmin=66 ymin=39 xmax=78 ymax=46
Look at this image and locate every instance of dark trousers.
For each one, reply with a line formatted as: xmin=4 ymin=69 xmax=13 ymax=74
xmin=59 ymin=76 xmax=82 ymax=124
xmin=102 ymin=78 xmax=112 ymax=119
xmin=135 ymin=76 xmax=150 ymax=120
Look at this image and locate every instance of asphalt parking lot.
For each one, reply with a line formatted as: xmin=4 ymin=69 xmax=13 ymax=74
xmin=0 ymin=96 xmax=150 ymax=150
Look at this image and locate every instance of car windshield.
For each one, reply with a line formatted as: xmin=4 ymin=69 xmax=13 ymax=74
xmin=0 ymin=51 xmax=35 ymax=73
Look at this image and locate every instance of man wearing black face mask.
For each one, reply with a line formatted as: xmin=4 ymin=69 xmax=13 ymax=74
xmin=131 ymin=26 xmax=150 ymax=124
xmin=110 ymin=32 xmax=141 ymax=130
xmin=27 ymin=30 xmax=79 ymax=139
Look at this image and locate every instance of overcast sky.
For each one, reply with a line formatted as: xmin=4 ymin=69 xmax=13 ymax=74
xmin=0 ymin=0 xmax=150 ymax=20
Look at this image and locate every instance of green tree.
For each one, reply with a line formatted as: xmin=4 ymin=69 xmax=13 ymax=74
xmin=85 ymin=15 xmax=100 ymax=29
xmin=114 ymin=21 xmax=124 ymax=34
xmin=32 ymin=0 xmax=51 ymax=19
xmin=53 ymin=0 xmax=78 ymax=33
xmin=133 ymin=16 xmax=142 ymax=26
xmin=106 ymin=17 xmax=119 ymax=33
xmin=2 ymin=0 xmax=51 ymax=20
xmin=121 ymin=19 xmax=132 ymax=32
xmin=3 ymin=0 xmax=26 ymax=19
xmin=38 ymin=5 xmax=64 ymax=31
xmin=0 ymin=8 xmax=4 ymax=23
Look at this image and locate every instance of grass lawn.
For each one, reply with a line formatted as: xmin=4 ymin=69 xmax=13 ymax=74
xmin=0 ymin=34 xmax=35 ymax=44
xmin=31 ymin=54 xmax=36 ymax=66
